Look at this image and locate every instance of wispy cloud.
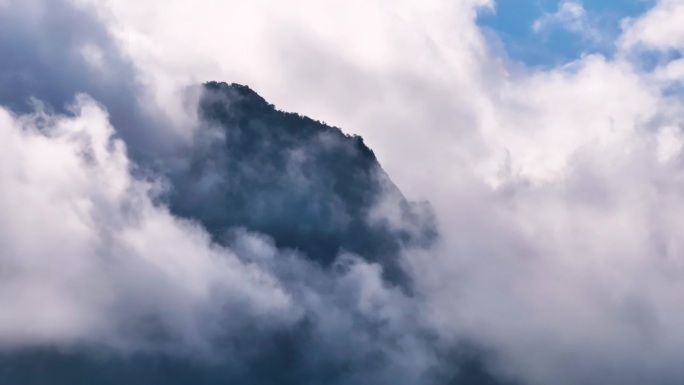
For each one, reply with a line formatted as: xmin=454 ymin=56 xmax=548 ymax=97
xmin=532 ymin=0 xmax=605 ymax=44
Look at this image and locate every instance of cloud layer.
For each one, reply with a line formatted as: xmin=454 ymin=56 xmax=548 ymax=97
xmin=4 ymin=0 xmax=684 ymax=384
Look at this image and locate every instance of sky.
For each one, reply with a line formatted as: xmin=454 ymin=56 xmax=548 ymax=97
xmin=3 ymin=0 xmax=684 ymax=384
xmin=478 ymin=0 xmax=656 ymax=66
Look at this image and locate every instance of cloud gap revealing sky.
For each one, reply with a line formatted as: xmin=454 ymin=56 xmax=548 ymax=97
xmin=3 ymin=0 xmax=684 ymax=385
xmin=478 ymin=0 xmax=656 ymax=66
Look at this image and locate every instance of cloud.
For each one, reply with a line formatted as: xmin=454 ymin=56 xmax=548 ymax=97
xmin=85 ymin=0 xmax=684 ymax=383
xmin=532 ymin=0 xmax=605 ymax=44
xmin=533 ymin=1 xmax=588 ymax=32
xmin=6 ymin=0 xmax=684 ymax=384
xmin=0 ymin=2 xmax=462 ymax=384
xmin=0 ymin=0 xmax=203 ymax=163
xmin=0 ymin=95 xmax=298 ymax=352
xmin=618 ymin=0 xmax=684 ymax=79
xmin=620 ymin=0 xmax=684 ymax=53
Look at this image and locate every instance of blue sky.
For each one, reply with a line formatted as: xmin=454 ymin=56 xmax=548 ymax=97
xmin=478 ymin=0 xmax=656 ymax=67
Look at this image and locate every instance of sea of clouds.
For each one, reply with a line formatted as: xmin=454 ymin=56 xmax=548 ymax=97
xmin=3 ymin=1 xmax=684 ymax=384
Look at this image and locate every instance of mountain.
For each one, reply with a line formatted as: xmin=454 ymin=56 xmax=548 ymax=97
xmin=168 ymin=81 xmax=437 ymax=283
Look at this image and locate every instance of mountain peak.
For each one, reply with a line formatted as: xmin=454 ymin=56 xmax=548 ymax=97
xmin=203 ymin=81 xmax=272 ymax=108
xmin=200 ymin=81 xmax=378 ymax=162
xmin=168 ymin=81 xmax=436 ymax=283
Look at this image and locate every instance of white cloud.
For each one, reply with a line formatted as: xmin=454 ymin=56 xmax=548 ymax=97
xmin=657 ymin=125 xmax=684 ymax=163
xmin=0 ymin=96 xmax=298 ymax=353
xmin=532 ymin=0 xmax=604 ymax=44
xmin=50 ymin=0 xmax=684 ymax=383
xmin=533 ymin=0 xmax=587 ymax=32
xmin=620 ymin=0 xmax=684 ymax=54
